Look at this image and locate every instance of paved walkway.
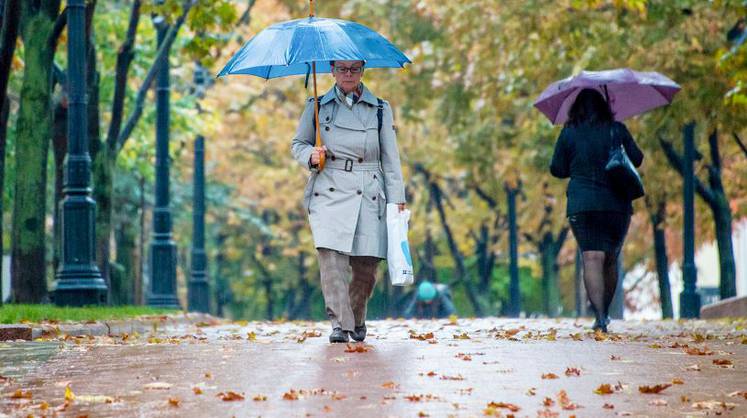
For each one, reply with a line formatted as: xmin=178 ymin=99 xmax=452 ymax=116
xmin=1 ymin=318 xmax=746 ymax=417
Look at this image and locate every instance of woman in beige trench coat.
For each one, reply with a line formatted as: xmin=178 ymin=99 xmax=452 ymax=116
xmin=291 ymin=60 xmax=406 ymax=343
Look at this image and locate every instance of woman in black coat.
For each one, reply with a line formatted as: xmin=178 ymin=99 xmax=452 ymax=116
xmin=550 ymin=88 xmax=643 ymax=332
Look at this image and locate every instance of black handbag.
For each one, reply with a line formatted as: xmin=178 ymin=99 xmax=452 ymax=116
xmin=605 ymin=124 xmax=645 ymax=201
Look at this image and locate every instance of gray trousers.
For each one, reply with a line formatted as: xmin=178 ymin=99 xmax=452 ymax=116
xmin=317 ymin=248 xmax=379 ymax=331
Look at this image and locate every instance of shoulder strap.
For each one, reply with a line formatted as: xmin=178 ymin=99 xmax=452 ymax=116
xmin=377 ymin=98 xmax=384 ymax=134
xmin=610 ymin=122 xmax=622 ymax=148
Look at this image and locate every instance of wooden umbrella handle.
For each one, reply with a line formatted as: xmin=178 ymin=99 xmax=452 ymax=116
xmin=312 ymin=61 xmax=325 ymax=170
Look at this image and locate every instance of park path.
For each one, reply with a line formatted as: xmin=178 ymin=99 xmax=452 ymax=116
xmin=1 ymin=317 xmax=746 ymax=417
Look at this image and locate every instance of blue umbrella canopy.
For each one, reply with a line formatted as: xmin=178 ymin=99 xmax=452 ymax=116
xmin=217 ymin=16 xmax=411 ymax=78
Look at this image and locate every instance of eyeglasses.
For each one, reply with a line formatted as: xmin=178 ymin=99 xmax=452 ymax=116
xmin=333 ymin=66 xmax=363 ymax=74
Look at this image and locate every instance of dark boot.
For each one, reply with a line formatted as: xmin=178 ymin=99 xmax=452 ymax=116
xmin=350 ymin=324 xmax=367 ymax=342
xmin=329 ymin=327 xmax=349 ymax=343
xmin=592 ymin=315 xmax=609 ymax=333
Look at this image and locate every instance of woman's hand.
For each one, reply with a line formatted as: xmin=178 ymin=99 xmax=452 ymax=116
xmin=309 ymin=146 xmax=327 ymax=166
xmin=397 ymin=203 xmax=406 ymax=212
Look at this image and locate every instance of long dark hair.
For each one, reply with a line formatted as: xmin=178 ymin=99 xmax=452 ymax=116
xmin=566 ymin=88 xmax=614 ymax=127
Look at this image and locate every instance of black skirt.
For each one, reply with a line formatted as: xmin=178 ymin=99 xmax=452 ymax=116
xmin=568 ymin=211 xmax=631 ymax=253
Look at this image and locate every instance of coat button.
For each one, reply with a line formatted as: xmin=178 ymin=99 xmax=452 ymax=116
xmin=373 ymin=174 xmax=377 ymax=179
xmin=329 ymin=187 xmax=335 ymax=192
xmin=373 ymin=196 xmax=377 ymax=201
xmin=314 ymin=192 xmax=319 ymax=196
xmin=357 ymin=157 xmax=363 ymax=163
xmin=325 ymin=126 xmax=330 ymax=131
xmin=357 ymin=190 xmax=362 ymax=195
xmin=325 ymin=116 xmax=330 ymax=121
xmin=331 ymin=156 xmax=336 ymax=161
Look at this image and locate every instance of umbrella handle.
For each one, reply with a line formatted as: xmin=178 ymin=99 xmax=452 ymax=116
xmin=312 ymin=61 xmax=325 ymax=170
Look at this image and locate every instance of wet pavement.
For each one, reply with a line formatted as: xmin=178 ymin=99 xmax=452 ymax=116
xmin=1 ymin=317 xmax=746 ymax=417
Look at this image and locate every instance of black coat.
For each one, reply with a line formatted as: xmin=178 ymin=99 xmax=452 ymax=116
xmin=550 ymin=121 xmax=644 ymax=216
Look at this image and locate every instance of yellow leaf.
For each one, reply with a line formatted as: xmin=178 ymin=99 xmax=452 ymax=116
xmin=65 ymin=386 xmax=75 ymax=402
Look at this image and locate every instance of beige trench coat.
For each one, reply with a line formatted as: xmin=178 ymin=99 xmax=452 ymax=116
xmin=291 ymin=84 xmax=406 ymax=258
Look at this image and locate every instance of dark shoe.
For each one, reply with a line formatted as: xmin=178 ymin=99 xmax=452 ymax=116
xmin=592 ymin=316 xmax=609 ymax=333
xmin=329 ymin=327 xmax=349 ymax=343
xmin=350 ymin=324 xmax=367 ymax=342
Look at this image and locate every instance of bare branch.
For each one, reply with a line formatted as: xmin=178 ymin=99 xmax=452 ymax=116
xmin=658 ymin=137 xmax=716 ymax=207
xmin=733 ymin=132 xmax=747 ymax=159
xmin=49 ymin=6 xmax=67 ymax=51
xmin=116 ymin=1 xmax=194 ymax=152
xmin=106 ymin=0 xmax=141 ymax=151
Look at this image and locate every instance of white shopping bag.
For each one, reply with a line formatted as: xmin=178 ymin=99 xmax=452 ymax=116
xmin=386 ymin=203 xmax=414 ymax=286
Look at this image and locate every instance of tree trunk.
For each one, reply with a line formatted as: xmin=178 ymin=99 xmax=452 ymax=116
xmin=12 ymin=2 xmax=60 ymax=303
xmin=650 ymin=201 xmax=673 ymax=319
xmin=0 ymin=0 xmax=20 ymax=306
xmin=135 ymin=175 xmax=146 ymax=305
xmin=51 ymin=100 xmax=66 ymax=275
xmin=0 ymin=99 xmax=8 ymax=305
xmin=712 ymin=195 xmax=736 ymax=299
xmin=112 ymin=220 xmax=136 ymax=305
xmin=539 ymin=231 xmax=566 ymax=318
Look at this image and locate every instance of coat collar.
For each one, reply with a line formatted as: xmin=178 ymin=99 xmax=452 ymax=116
xmin=319 ymin=83 xmax=378 ymax=106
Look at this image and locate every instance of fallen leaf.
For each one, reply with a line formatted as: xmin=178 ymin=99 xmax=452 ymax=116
xmin=9 ymin=389 xmax=32 ymax=399
xmin=425 ymin=371 xmax=437 ymax=377
xmin=691 ymin=400 xmax=737 ymax=411
xmin=448 ymin=315 xmax=458 ymax=325
xmin=541 ymin=373 xmax=559 ymax=379
xmin=685 ymin=364 xmax=701 ymax=371
xmin=610 ymin=355 xmax=621 ymax=361
xmin=168 ymin=397 xmax=180 ymax=407
xmin=569 ymin=333 xmax=583 ymax=341
xmin=409 ymin=331 xmax=435 ymax=341
xmin=712 ymin=358 xmax=733 ymax=366
xmin=418 ymin=412 xmax=429 ymax=417
xmin=246 ymin=331 xmax=256 ymax=341
xmin=638 ymin=384 xmax=671 ymax=394
xmin=192 ymin=387 xmax=203 ymax=395
xmin=344 ymin=343 xmax=371 ymax=353
xmin=543 ymin=397 xmax=555 ymax=407
xmin=252 ymin=394 xmax=267 ymax=401
xmin=526 ymin=387 xmax=537 ymax=396
xmin=323 ymin=405 xmax=333 ymax=413
xmin=671 ymin=378 xmax=684 ymax=385
xmin=453 ymin=332 xmax=471 ymax=340
xmin=440 ymin=374 xmax=464 ymax=381
xmin=603 ymin=402 xmax=614 ymax=409
xmin=218 ymin=391 xmax=245 ymax=401
xmin=65 ymin=385 xmax=75 ymax=402
xmin=594 ymin=384 xmax=614 ymax=395
xmin=537 ymin=409 xmax=559 ymax=418
xmin=565 ymin=367 xmax=581 ymax=377
xmin=143 ymin=382 xmax=172 ymax=390
xmin=557 ymin=390 xmax=580 ymax=410
xmin=381 ymin=381 xmax=399 ymax=390
xmin=681 ymin=395 xmax=690 ymax=403
xmin=282 ymin=390 xmax=300 ymax=400
xmin=684 ymin=346 xmax=713 ymax=356
xmin=727 ymin=391 xmax=747 ymax=399
xmin=76 ymin=395 xmax=115 ymax=404
xmin=456 ymin=353 xmax=472 ymax=361
xmin=486 ymin=401 xmax=520 ymax=412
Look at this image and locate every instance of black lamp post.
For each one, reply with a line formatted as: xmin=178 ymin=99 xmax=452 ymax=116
xmin=506 ymin=183 xmax=521 ymax=317
xmin=147 ymin=15 xmax=179 ymax=309
xmin=53 ymin=0 xmax=107 ymax=306
xmin=188 ymin=135 xmax=209 ymax=312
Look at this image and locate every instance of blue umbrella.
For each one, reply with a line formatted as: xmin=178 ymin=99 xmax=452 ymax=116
xmin=217 ymin=1 xmax=410 ymax=170
xmin=217 ymin=17 xmax=411 ymax=79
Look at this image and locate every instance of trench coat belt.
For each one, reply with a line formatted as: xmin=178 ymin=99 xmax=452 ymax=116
xmin=324 ymin=159 xmax=381 ymax=172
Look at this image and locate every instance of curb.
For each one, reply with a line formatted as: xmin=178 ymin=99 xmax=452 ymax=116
xmin=0 ymin=312 xmax=224 ymax=342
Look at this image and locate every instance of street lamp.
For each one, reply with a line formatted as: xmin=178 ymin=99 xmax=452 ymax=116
xmin=53 ymin=0 xmax=107 ymax=306
xmin=147 ymin=13 xmax=180 ymax=309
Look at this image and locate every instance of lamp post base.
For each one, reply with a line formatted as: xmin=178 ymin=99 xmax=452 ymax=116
xmin=53 ymin=268 xmax=107 ymax=306
xmin=680 ymin=291 xmax=701 ymax=319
